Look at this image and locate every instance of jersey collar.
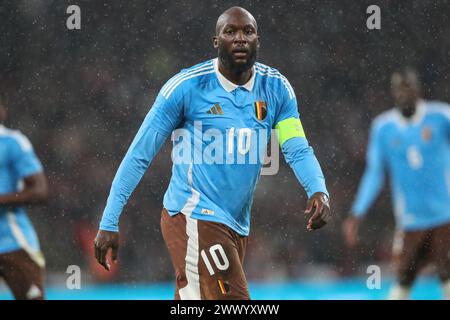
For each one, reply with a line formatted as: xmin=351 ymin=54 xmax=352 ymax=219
xmin=394 ymin=99 xmax=426 ymax=127
xmin=410 ymin=99 xmax=426 ymax=124
xmin=213 ymin=58 xmax=256 ymax=92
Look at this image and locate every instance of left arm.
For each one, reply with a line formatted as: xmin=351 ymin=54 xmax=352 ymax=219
xmin=280 ymin=134 xmax=328 ymax=198
xmin=274 ymin=78 xmax=330 ymax=231
xmin=276 ymin=119 xmax=330 ymax=231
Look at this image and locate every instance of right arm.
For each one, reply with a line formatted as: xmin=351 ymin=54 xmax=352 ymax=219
xmin=95 ymin=87 xmax=184 ymax=270
xmin=98 ymin=123 xmax=168 ymax=232
xmin=344 ymin=121 xmax=386 ymax=246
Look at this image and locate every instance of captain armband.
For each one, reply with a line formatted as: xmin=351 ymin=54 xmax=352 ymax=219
xmin=274 ymin=117 xmax=306 ymax=146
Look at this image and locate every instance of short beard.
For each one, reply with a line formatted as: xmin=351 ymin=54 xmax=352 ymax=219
xmin=399 ymin=104 xmax=416 ymax=118
xmin=218 ymin=48 xmax=257 ymax=74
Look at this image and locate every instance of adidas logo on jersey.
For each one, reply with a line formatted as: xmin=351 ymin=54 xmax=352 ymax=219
xmin=206 ymin=104 xmax=224 ymax=115
xmin=201 ymin=208 xmax=215 ymax=215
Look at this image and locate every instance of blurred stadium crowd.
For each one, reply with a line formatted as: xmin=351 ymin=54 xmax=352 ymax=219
xmin=1 ymin=0 xmax=449 ymax=284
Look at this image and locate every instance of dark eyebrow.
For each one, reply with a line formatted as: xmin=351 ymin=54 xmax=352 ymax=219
xmin=221 ymin=23 xmax=256 ymax=31
xmin=222 ymin=24 xmax=234 ymax=30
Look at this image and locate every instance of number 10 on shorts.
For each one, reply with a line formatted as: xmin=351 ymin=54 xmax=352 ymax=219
xmin=201 ymin=244 xmax=230 ymax=276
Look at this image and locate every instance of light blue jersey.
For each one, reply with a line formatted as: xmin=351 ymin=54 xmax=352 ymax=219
xmin=352 ymin=100 xmax=450 ymax=231
xmin=100 ymin=58 xmax=328 ymax=236
xmin=0 ymin=125 xmax=43 ymax=258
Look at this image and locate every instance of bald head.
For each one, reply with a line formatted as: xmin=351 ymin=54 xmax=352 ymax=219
xmin=213 ymin=6 xmax=259 ymax=76
xmin=215 ymin=6 xmax=257 ymax=36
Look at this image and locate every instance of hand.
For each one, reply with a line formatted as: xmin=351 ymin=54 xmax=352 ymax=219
xmin=304 ymin=192 xmax=331 ymax=231
xmin=94 ymin=230 xmax=120 ymax=271
xmin=342 ymin=215 xmax=360 ymax=247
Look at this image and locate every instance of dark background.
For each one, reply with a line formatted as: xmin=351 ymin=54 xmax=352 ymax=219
xmin=1 ymin=0 xmax=449 ymax=284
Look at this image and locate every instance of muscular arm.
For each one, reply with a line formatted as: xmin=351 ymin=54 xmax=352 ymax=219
xmin=99 ymin=126 xmax=168 ymax=231
xmin=273 ymin=76 xmax=330 ymax=230
xmin=0 ymin=172 xmax=48 ymax=207
xmin=280 ymin=129 xmax=330 ymax=231
xmin=95 ymin=85 xmax=184 ymax=270
xmin=281 ymin=136 xmax=328 ymax=198
xmin=274 ymin=117 xmax=330 ymax=231
xmin=99 ymin=86 xmax=184 ymax=232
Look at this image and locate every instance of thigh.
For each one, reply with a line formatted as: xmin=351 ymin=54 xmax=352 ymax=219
xmin=430 ymin=223 xmax=450 ymax=281
xmin=160 ymin=209 xmax=189 ymax=300
xmin=161 ymin=209 xmax=249 ymax=300
xmin=197 ymin=219 xmax=249 ymax=300
xmin=0 ymin=249 xmax=45 ymax=300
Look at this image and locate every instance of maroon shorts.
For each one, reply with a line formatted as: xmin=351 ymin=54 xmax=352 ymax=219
xmin=0 ymin=249 xmax=45 ymax=300
xmin=393 ymin=223 xmax=450 ymax=286
xmin=161 ymin=208 xmax=250 ymax=300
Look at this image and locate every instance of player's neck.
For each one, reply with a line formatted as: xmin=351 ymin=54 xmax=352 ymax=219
xmin=218 ymin=62 xmax=253 ymax=86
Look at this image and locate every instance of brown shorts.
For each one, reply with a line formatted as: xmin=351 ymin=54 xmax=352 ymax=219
xmin=161 ymin=208 xmax=249 ymax=300
xmin=0 ymin=249 xmax=45 ymax=300
xmin=393 ymin=223 xmax=450 ymax=286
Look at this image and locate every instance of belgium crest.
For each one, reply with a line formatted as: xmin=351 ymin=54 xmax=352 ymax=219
xmin=254 ymin=100 xmax=267 ymax=121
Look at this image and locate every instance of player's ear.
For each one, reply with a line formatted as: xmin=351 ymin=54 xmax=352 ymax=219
xmin=213 ymin=36 xmax=219 ymax=49
xmin=257 ymin=35 xmax=260 ymax=49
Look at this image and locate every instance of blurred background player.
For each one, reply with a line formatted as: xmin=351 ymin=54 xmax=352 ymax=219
xmin=343 ymin=68 xmax=450 ymax=299
xmin=0 ymin=93 xmax=48 ymax=299
xmin=94 ymin=7 xmax=331 ymax=300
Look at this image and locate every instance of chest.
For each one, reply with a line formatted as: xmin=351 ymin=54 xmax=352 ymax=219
xmin=382 ymin=121 xmax=445 ymax=170
xmin=184 ymin=87 xmax=276 ymax=133
xmin=385 ymin=122 xmax=442 ymax=151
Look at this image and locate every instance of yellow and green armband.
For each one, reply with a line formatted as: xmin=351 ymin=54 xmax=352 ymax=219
xmin=274 ymin=117 xmax=306 ymax=146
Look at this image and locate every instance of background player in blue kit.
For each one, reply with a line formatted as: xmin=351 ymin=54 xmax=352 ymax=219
xmin=95 ymin=6 xmax=331 ymax=299
xmin=0 ymin=93 xmax=48 ymax=299
xmin=343 ymin=68 xmax=450 ymax=299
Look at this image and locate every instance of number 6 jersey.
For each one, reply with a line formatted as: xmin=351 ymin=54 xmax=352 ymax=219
xmin=352 ymin=100 xmax=450 ymax=230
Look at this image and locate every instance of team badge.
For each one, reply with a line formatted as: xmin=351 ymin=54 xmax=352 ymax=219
xmin=421 ymin=127 xmax=432 ymax=142
xmin=217 ymin=279 xmax=231 ymax=294
xmin=254 ymin=100 xmax=267 ymax=121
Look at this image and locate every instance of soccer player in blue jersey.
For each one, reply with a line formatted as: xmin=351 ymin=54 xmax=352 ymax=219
xmin=95 ymin=7 xmax=331 ymax=299
xmin=0 ymin=94 xmax=48 ymax=299
xmin=343 ymin=68 xmax=450 ymax=299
